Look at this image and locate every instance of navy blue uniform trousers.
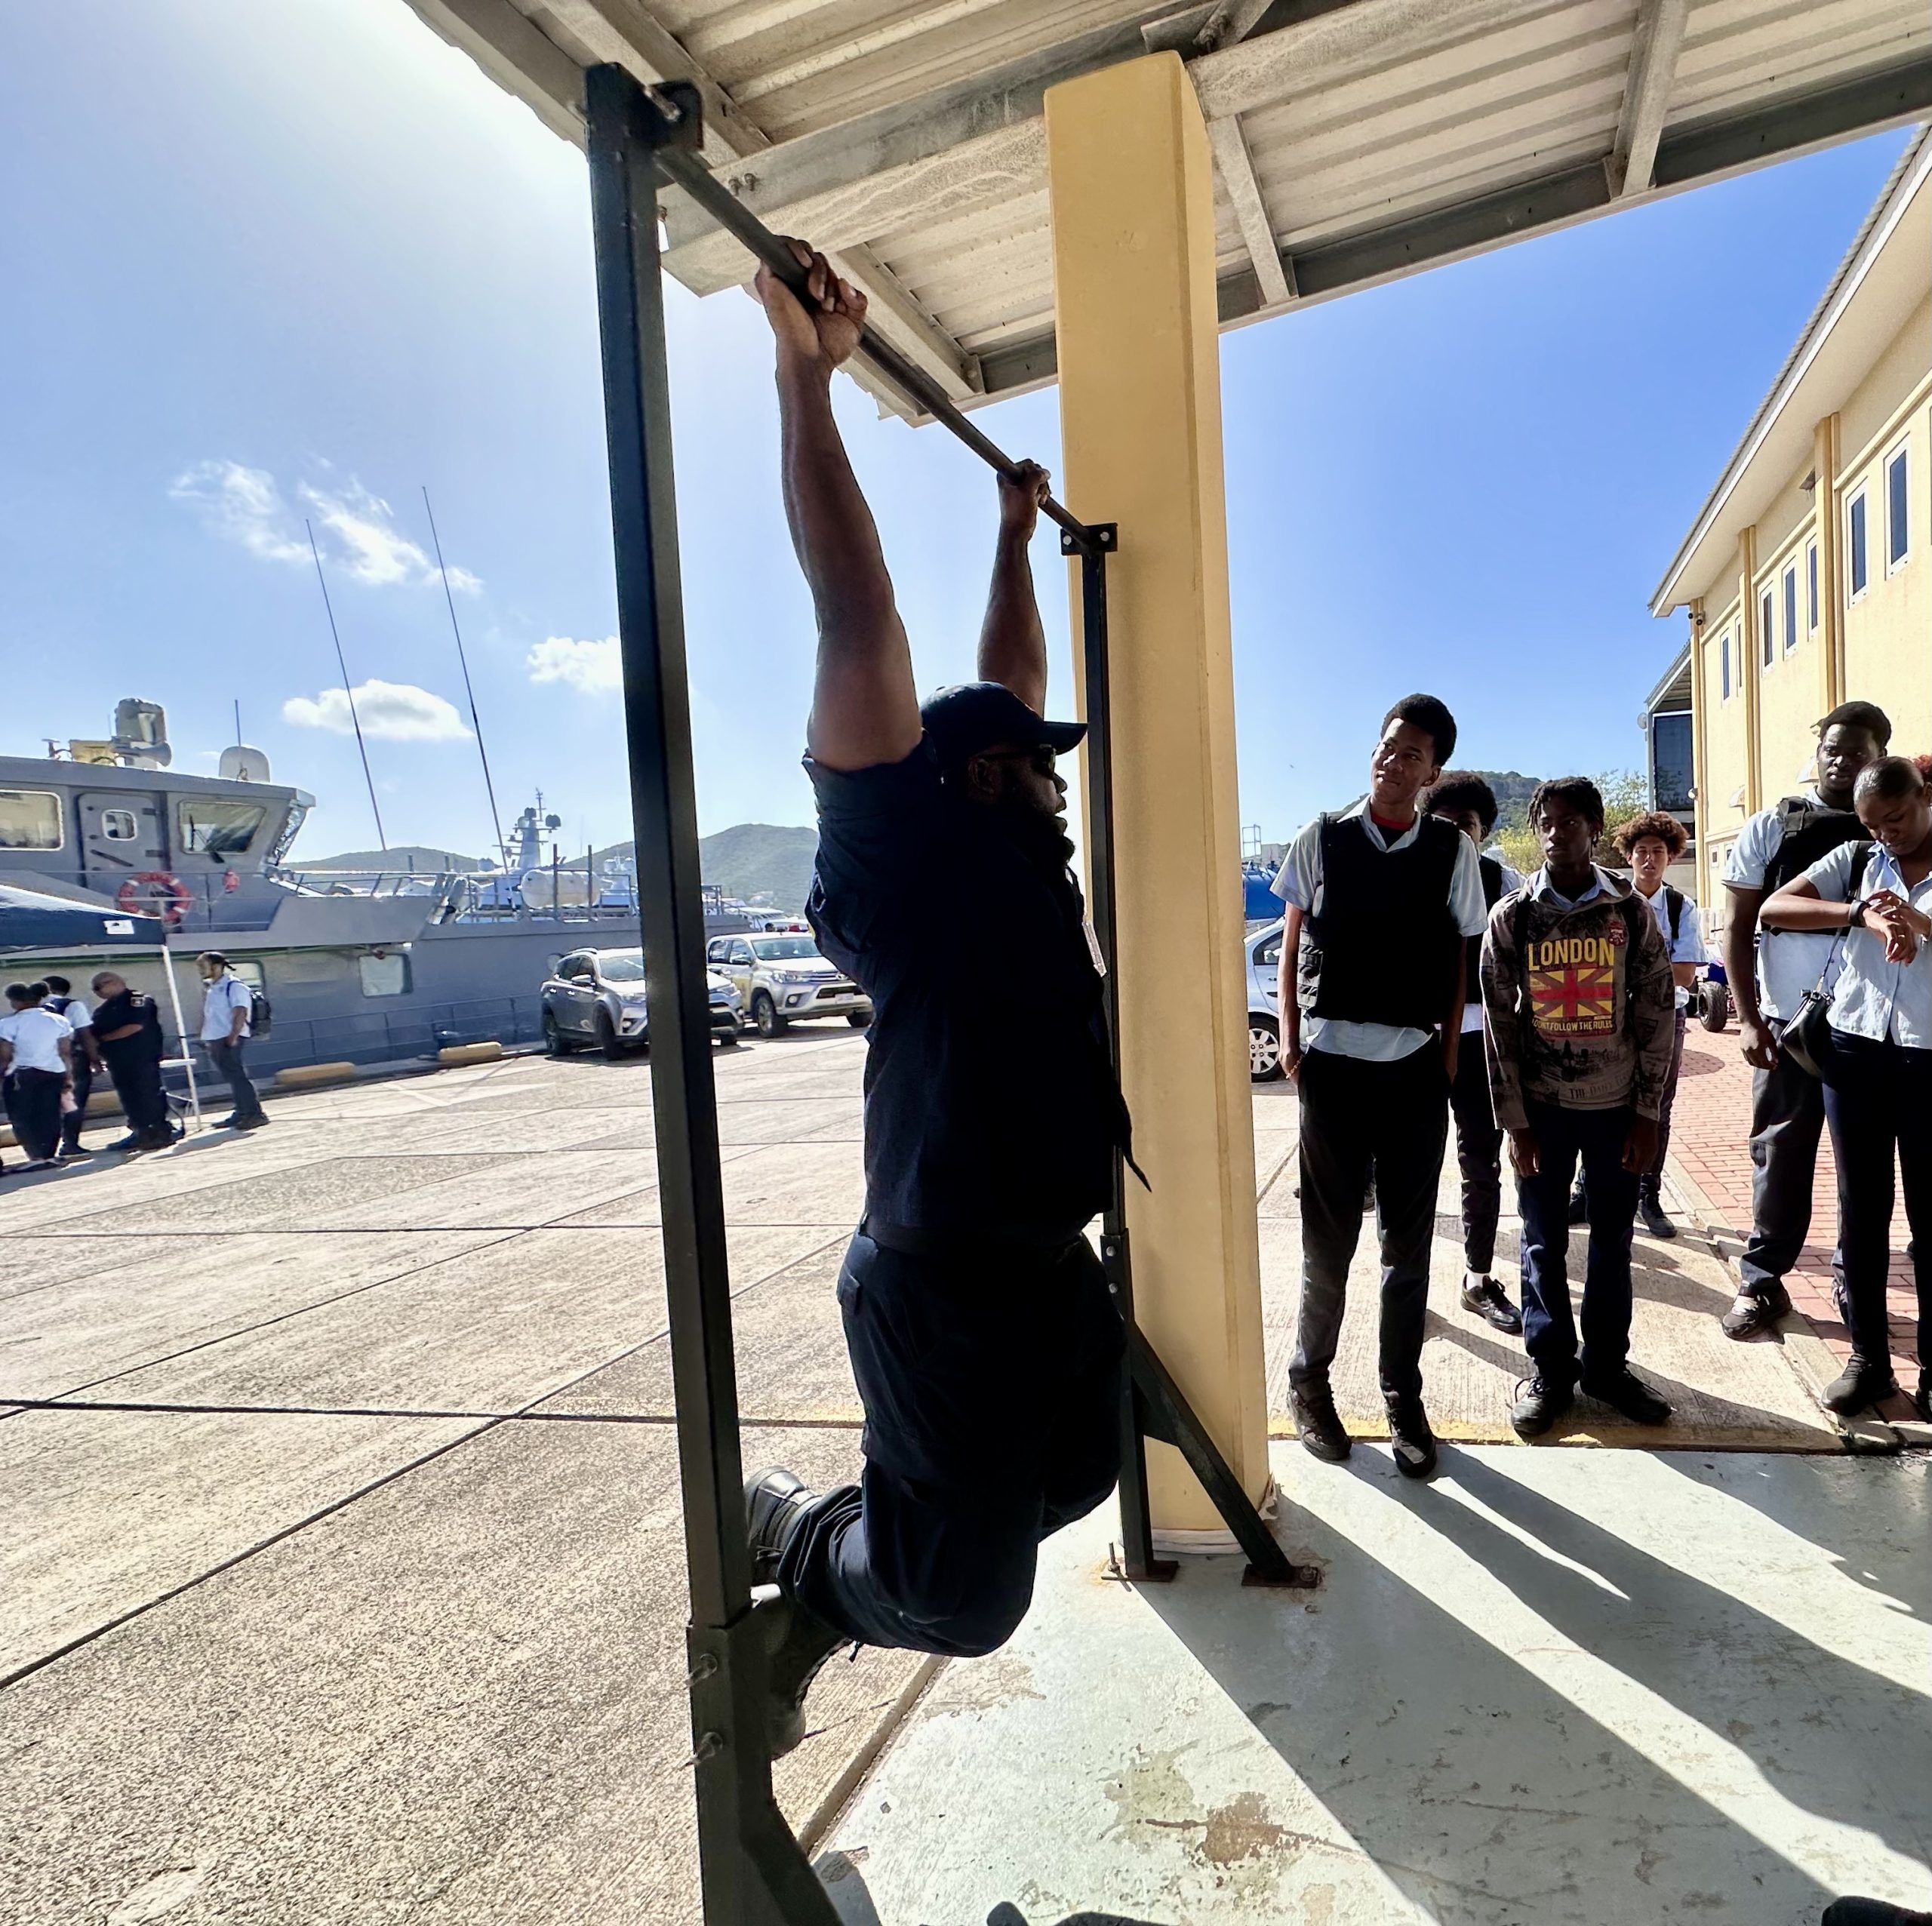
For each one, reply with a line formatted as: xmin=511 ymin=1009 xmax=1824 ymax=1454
xmin=1517 ymin=1100 xmax=1639 ymax=1386
xmin=778 ymin=1229 xmax=1124 ymax=1658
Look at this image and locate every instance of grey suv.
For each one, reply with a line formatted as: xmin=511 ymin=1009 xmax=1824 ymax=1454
xmin=542 ymin=946 xmax=743 ymax=1059
xmin=1246 ymin=921 xmax=1286 ymax=1081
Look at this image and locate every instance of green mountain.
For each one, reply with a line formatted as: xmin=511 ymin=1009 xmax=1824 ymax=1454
xmin=595 ymin=823 xmax=819 ymax=910
xmin=297 ymin=844 xmax=485 ymax=872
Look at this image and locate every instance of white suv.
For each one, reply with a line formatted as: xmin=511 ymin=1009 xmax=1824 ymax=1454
xmin=706 ymin=933 xmax=871 ymax=1037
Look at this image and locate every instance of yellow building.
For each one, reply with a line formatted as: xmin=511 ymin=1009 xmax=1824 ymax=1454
xmin=1652 ymin=128 xmax=1931 ymax=908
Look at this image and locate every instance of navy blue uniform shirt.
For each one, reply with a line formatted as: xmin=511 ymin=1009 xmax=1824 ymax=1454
xmin=806 ymin=741 xmax=1122 ymax=1244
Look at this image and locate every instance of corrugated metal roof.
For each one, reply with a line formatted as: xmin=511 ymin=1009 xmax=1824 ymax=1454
xmin=409 ymin=0 xmax=1932 ymax=415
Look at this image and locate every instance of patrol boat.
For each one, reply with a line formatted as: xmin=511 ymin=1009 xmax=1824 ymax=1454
xmin=0 ymin=700 xmax=757 ymax=1073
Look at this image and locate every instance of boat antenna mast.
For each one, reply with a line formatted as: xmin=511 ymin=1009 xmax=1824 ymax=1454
xmin=422 ymin=487 xmax=512 ymax=879
xmin=306 ymin=518 xmax=387 ymax=851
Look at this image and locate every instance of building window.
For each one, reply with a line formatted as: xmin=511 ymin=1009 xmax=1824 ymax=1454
xmin=1651 ymin=712 xmax=1694 ymax=814
xmin=1783 ymin=565 xmax=1797 ymax=654
xmin=1720 ymin=630 xmax=1731 ymax=700
xmin=1761 ymin=587 xmax=1774 ymax=666
xmin=101 ymin=809 xmax=137 ymax=841
xmin=358 ymin=951 xmax=410 ymax=998
xmin=177 ymin=798 xmax=266 ymax=856
xmin=0 ymin=789 xmax=63 ymax=851
xmin=1849 ymin=491 xmax=1869 ymax=599
xmin=1807 ymin=540 xmax=1819 ymax=631
xmin=1887 ymin=445 xmax=1909 ymax=570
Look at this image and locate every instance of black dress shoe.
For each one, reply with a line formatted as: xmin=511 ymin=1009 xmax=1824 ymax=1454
xmin=752 ymin=1588 xmax=848 ymax=1759
xmin=1822 ymin=1358 xmax=1900 ymax=1415
xmin=1721 ymin=1280 xmax=1791 ymax=1339
xmin=1460 ymin=1276 xmax=1523 ymax=1334
xmin=1384 ymin=1395 xmax=1438 ymax=1478
xmin=744 ymin=1466 xmax=817 ymax=1586
xmin=1510 ymin=1376 xmax=1575 ymax=1439
xmin=1581 ymin=1366 xmax=1672 ymax=1426
xmin=1291 ymin=1385 xmax=1351 ymax=1462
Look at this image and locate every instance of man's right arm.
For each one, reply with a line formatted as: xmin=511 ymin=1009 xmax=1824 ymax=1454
xmin=755 ymin=243 xmax=921 ymax=774
xmin=1277 ymin=906 xmax=1303 ymax=1078
xmin=1722 ymin=884 xmax=1777 ymax=1069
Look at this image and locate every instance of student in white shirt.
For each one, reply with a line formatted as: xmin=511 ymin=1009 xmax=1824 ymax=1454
xmin=1761 ymin=755 xmax=1932 ymax=1421
xmin=1423 ymin=771 xmax=1524 ymax=1335
xmin=0 ymin=980 xmax=75 ymax=1169
xmin=1718 ymin=701 xmax=1890 ymax=1339
xmin=1600 ymin=812 xmax=1708 ymax=1239
xmin=40 ymin=974 xmax=102 ymax=1158
xmin=197 ymin=951 xmax=269 ymax=1130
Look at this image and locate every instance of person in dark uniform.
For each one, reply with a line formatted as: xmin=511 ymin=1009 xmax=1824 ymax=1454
xmin=40 ymin=976 xmax=102 ymax=1159
xmin=740 ymin=242 xmax=1131 ymax=1758
xmin=88 ymin=971 xmax=176 ymax=1152
xmin=1422 ymin=772 xmax=1524 ymax=1335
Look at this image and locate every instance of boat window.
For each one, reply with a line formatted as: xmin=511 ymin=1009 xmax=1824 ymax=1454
xmin=0 ymin=789 xmax=63 ymax=851
xmin=101 ymin=809 xmax=138 ymax=841
xmin=750 ymin=937 xmax=818 ymax=961
xmin=177 ymin=798 xmax=266 ymax=856
xmin=358 ymin=952 xmax=410 ymax=998
xmin=598 ymin=949 xmax=647 ymax=983
xmin=224 ymin=959 xmax=266 ymax=989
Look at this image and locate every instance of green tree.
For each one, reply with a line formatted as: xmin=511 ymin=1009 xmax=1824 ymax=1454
xmin=1494 ymin=770 xmax=1648 ymax=875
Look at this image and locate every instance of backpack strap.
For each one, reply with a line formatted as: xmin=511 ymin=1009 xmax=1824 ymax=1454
xmin=1848 ymin=840 xmax=1875 ymax=902
xmin=1663 ymin=884 xmax=1684 ymax=946
xmin=1511 ymin=888 xmax=1535 ymax=1054
xmin=1619 ymin=894 xmax=1647 ymax=1030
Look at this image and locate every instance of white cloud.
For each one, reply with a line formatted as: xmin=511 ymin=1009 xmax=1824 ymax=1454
xmin=527 ymin=635 xmax=623 ymax=695
xmin=282 ymin=679 xmax=473 ymax=743
xmin=168 ymin=460 xmax=309 ymax=566
xmin=171 ymin=460 xmax=480 ymax=592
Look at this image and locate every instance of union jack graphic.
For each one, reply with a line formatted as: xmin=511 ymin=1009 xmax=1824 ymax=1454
xmin=1530 ymin=958 xmax=1617 ymax=1036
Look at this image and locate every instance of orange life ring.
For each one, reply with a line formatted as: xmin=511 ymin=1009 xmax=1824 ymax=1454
xmin=118 ymin=872 xmax=193 ymax=928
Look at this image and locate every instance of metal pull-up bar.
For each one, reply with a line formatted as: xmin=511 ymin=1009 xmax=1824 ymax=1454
xmin=583 ymin=64 xmax=1303 ymax=1926
xmin=639 ymin=84 xmax=1100 ymax=555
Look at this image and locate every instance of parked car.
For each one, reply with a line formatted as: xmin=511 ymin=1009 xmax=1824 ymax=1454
xmin=1245 ymin=920 xmax=1286 ymax=1082
xmin=541 ymin=946 xmax=743 ymax=1059
xmin=705 ymin=932 xmax=871 ymax=1037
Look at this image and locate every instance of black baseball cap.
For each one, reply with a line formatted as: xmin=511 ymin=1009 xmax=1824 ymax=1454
xmin=920 ymin=681 xmax=1086 ymax=771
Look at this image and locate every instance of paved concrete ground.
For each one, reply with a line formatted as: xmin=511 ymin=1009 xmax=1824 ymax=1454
xmin=0 ymin=1029 xmax=1907 ymax=1923
xmin=824 ymin=1444 xmax=1932 ymax=1926
xmin=1669 ymin=1020 xmax=1925 ymax=1425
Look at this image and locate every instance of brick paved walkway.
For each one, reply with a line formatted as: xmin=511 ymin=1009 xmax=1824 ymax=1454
xmin=1666 ymin=1017 xmax=1924 ymax=1423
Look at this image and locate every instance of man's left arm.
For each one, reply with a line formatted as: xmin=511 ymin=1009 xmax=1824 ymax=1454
xmin=976 ymin=463 xmax=1051 ymax=712
xmin=1441 ymin=835 xmax=1486 ymax=1076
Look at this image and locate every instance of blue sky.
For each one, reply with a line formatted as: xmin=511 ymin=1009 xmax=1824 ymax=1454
xmin=0 ymin=2 xmax=1912 ymax=862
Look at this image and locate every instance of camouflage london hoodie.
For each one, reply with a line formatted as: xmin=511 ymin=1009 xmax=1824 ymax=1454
xmin=1479 ymin=867 xmax=1676 ymax=1132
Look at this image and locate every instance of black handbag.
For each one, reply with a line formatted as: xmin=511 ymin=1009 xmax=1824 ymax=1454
xmin=1779 ymin=931 xmax=1847 ymax=1080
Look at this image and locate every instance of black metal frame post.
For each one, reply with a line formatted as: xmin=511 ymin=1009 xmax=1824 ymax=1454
xmin=583 ymin=60 xmax=1305 ymax=1926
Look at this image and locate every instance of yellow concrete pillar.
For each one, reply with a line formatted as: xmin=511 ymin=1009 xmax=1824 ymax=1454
xmin=1044 ymin=52 xmax=1269 ymax=1531
xmin=1739 ymin=529 xmax=1762 ymax=814
xmin=1688 ymin=601 xmax=1709 ymax=910
xmin=1815 ymin=414 xmax=1844 ymax=712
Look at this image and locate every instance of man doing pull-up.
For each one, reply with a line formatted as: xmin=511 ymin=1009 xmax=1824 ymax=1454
xmin=741 ymin=245 xmax=1132 ymax=1755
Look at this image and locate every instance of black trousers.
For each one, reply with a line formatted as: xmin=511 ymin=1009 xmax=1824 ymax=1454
xmin=1739 ymin=1017 xmax=1844 ymax=1300
xmin=1448 ymin=1029 xmax=1503 ymax=1274
xmin=780 ymin=1229 xmax=1124 ymax=1658
xmin=207 ymin=1036 xmax=264 ymax=1121
xmin=1517 ymin=1100 xmax=1638 ymax=1387
xmin=4 ymin=1069 xmax=65 ymax=1163
xmin=1291 ymin=1043 xmax=1449 ymax=1401
xmin=1820 ymin=1029 xmax=1932 ymax=1376
xmin=102 ymin=1045 xmax=171 ymax=1137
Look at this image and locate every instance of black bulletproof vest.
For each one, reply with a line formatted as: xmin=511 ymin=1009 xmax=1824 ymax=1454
xmin=1466 ymin=854 xmax=1507 ymax=997
xmin=1762 ymin=795 xmax=1867 ymax=892
xmin=1299 ymin=812 xmax=1461 ymax=1028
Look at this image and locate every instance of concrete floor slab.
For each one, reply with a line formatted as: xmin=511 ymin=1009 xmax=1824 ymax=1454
xmin=0 ymin=1419 xmax=919 ymax=1926
xmin=0 ymin=1227 xmax=518 ymax=1399
xmin=544 ymin=1237 xmax=857 ymax=1423
xmin=824 ymin=1446 xmax=1932 ymax=1926
xmin=0 ymin=1405 xmax=478 ymax=1678
xmin=557 ymin=1139 xmax=864 ymax=1229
